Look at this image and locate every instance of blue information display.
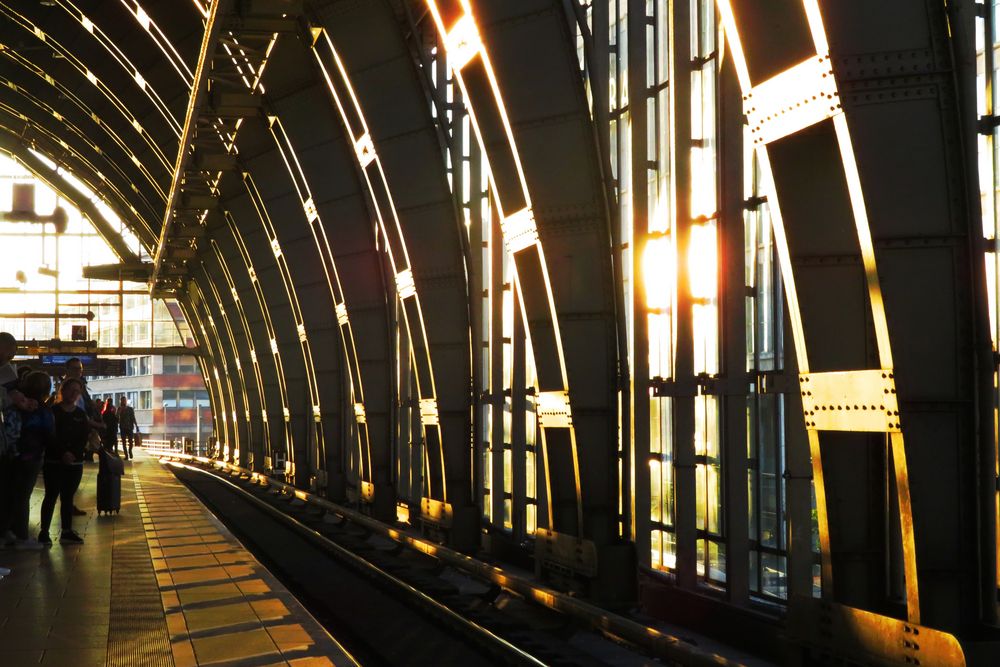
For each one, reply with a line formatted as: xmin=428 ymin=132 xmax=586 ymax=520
xmin=40 ymin=354 xmax=96 ymax=367
xmin=37 ymin=355 xmax=125 ymax=377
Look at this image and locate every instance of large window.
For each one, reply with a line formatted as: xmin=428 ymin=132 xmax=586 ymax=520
xmin=0 ymin=152 xmax=194 ymax=350
xmin=643 ymin=0 xmax=677 ymax=573
xmin=161 ymin=390 xmax=210 ymax=409
xmin=689 ymin=0 xmax=723 ymax=584
xmin=745 ymin=152 xmax=787 ymax=599
xmin=126 ymin=356 xmax=151 ymax=376
xmin=162 ymin=355 xmax=198 ymax=374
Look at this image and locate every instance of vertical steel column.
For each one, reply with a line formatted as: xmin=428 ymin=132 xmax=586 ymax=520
xmin=670 ymin=0 xmax=698 ymax=590
xmin=988 ymin=0 xmax=1000 ymax=625
xmin=511 ymin=284 xmax=528 ymax=540
xmin=627 ymin=0 xmax=651 ymax=562
xmin=783 ymin=326 xmax=815 ymax=600
xmin=489 ymin=211 xmax=505 ymax=525
xmin=719 ymin=42 xmax=750 ymax=604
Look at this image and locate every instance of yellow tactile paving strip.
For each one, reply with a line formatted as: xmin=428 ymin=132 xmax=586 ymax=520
xmin=134 ymin=455 xmax=358 ymax=667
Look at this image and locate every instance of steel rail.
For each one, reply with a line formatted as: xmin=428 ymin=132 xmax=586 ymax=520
xmin=166 ymin=459 xmax=546 ymax=667
xmin=151 ymin=450 xmax=744 ymax=667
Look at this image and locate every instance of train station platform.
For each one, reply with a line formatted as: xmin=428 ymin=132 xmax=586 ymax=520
xmin=0 ymin=451 xmax=357 ymax=667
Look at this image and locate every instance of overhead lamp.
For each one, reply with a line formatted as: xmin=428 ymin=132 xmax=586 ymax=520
xmin=38 ymin=266 xmax=59 ymax=278
xmin=0 ymin=183 xmax=68 ymax=233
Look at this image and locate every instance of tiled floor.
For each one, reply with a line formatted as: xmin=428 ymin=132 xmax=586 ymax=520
xmin=0 ymin=452 xmax=357 ymax=667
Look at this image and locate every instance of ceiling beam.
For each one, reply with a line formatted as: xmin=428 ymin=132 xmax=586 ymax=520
xmin=149 ymin=0 xmax=303 ymax=296
xmin=149 ymin=0 xmax=235 ymax=295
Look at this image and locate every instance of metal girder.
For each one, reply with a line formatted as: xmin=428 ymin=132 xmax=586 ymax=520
xmin=0 ymin=68 xmax=167 ymax=224
xmin=310 ymin=7 xmax=474 ymax=543
xmin=150 ymin=0 xmax=302 ymax=295
xmin=81 ymin=263 xmax=152 ymax=283
xmin=254 ymin=58 xmax=394 ymax=511
xmin=423 ymin=0 xmax=619 ymax=578
xmin=719 ymin=0 xmax=980 ymax=660
xmin=16 ymin=341 xmax=200 ymax=357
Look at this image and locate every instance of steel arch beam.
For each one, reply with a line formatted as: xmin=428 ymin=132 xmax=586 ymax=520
xmin=422 ymin=0 xmax=619 ymax=570
xmin=182 ymin=285 xmax=240 ymax=461
xmin=216 ymin=152 xmax=347 ymax=493
xmin=0 ymin=80 xmax=166 ymax=225
xmin=234 ymin=104 xmax=389 ymax=510
xmin=0 ymin=109 xmax=160 ymax=244
xmin=0 ymin=14 xmax=177 ymax=181
xmin=311 ymin=0 xmax=475 ymax=545
xmin=196 ymin=243 xmax=276 ymax=471
xmin=191 ymin=265 xmax=255 ymax=464
xmin=720 ymin=0 xmax=978 ymax=662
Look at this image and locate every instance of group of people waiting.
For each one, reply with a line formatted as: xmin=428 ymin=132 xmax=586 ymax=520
xmin=0 ymin=332 xmax=138 ymax=573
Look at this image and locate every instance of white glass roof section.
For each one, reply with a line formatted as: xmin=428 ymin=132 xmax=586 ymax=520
xmin=0 ymin=151 xmax=195 ymax=352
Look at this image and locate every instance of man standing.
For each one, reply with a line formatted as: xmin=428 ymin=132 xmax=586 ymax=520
xmin=118 ymin=396 xmax=136 ymax=460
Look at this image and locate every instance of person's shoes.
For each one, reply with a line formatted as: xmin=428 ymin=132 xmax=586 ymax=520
xmin=13 ymin=538 xmax=44 ymax=551
xmin=59 ymin=530 xmax=84 ymax=545
xmin=0 ymin=566 xmax=11 ymax=576
xmin=72 ymin=506 xmax=86 ymax=517
xmin=37 ymin=532 xmax=52 ymax=546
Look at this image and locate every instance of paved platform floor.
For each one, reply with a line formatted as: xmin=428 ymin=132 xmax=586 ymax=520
xmin=0 ymin=451 xmax=357 ymax=667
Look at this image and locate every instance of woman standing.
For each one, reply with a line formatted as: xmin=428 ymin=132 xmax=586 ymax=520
xmin=101 ymin=398 xmax=118 ymax=456
xmin=38 ymin=378 xmax=88 ymax=545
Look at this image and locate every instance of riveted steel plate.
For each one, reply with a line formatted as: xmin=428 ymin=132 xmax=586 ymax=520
xmin=799 ymin=369 xmax=900 ymax=432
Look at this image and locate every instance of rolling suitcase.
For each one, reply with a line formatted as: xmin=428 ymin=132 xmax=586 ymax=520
xmin=97 ymin=448 xmax=124 ymax=516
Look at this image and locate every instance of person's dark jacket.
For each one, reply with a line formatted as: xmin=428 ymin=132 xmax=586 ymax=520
xmin=50 ymin=406 xmax=89 ymax=463
xmin=6 ymin=405 xmax=55 ymax=463
xmin=102 ymin=411 xmax=118 ymax=445
xmin=118 ymin=406 xmax=136 ymax=433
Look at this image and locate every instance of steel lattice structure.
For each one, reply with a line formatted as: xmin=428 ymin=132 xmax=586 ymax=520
xmin=0 ymin=0 xmax=996 ymax=663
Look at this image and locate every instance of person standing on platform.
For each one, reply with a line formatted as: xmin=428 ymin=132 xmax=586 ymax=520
xmin=0 ymin=333 xmax=39 ymax=560
xmin=62 ymin=357 xmax=101 ymax=513
xmin=38 ymin=378 xmax=88 ymax=546
xmin=0 ymin=371 xmax=12 ymax=576
xmin=0 ymin=333 xmax=37 ymax=412
xmin=1 ymin=372 xmax=54 ymax=550
xmin=118 ymin=396 xmax=136 ymax=460
xmin=101 ymin=399 xmax=118 ymax=456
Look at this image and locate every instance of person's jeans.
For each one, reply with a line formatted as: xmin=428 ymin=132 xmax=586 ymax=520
xmin=0 ymin=457 xmax=14 ymax=536
xmin=8 ymin=459 xmax=42 ymax=540
xmin=40 ymin=463 xmax=83 ymax=534
xmin=121 ymin=432 xmax=134 ymax=459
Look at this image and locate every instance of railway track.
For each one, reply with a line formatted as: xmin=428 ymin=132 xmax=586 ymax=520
xmin=158 ymin=453 xmax=742 ymax=667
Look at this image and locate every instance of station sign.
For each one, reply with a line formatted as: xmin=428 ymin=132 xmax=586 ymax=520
xmin=38 ymin=354 xmax=126 ymax=377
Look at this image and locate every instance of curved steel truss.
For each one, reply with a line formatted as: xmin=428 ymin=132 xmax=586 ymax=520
xmin=1 ymin=0 xmax=996 ymax=663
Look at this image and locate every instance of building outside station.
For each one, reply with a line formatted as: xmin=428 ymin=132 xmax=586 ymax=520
xmin=88 ymin=353 xmax=211 ymax=446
